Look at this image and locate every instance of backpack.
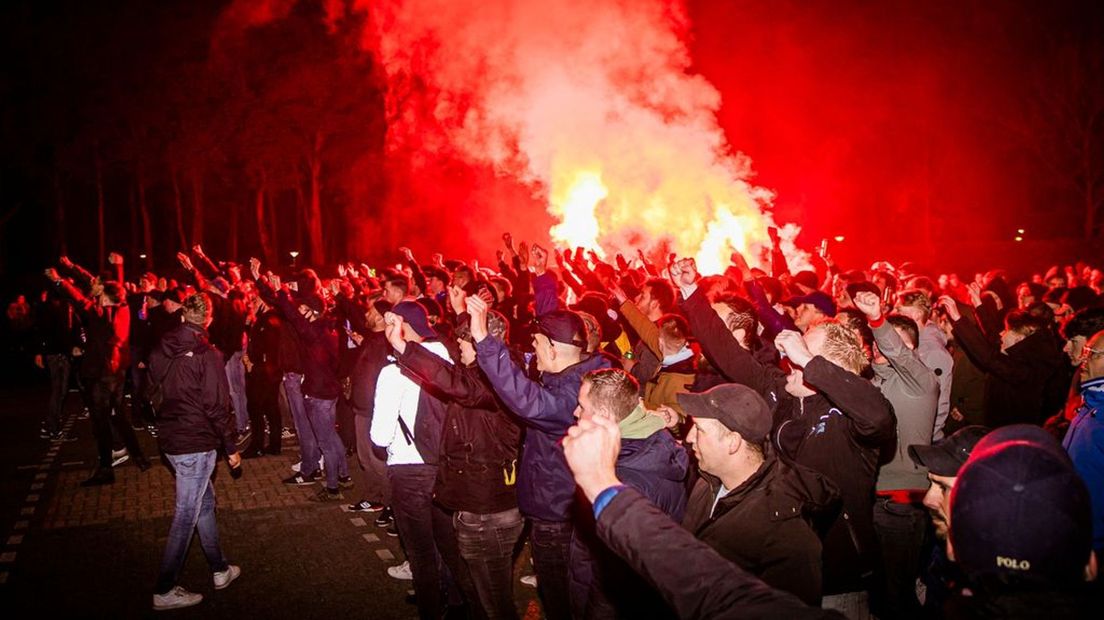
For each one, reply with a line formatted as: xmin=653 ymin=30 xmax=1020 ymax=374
xmin=396 ymin=388 xmax=448 ymax=465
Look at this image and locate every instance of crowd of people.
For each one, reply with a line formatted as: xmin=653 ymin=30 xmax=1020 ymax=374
xmin=13 ymin=230 xmax=1104 ymax=618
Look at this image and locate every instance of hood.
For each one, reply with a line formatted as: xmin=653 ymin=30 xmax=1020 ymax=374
xmin=618 ymin=430 xmax=689 ymax=482
xmin=160 ymin=323 xmax=212 ymax=358
xmin=1006 ymin=328 xmax=1063 ymax=367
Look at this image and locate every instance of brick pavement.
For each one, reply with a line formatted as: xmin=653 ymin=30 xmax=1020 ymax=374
xmin=0 ymin=382 xmax=543 ymax=618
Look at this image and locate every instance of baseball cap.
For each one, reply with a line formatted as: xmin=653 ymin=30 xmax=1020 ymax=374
xmin=677 ymin=384 xmax=772 ymax=444
xmin=949 ymin=424 xmax=1092 ymax=585
xmin=534 ymin=311 xmax=587 ymax=348
xmin=908 ymin=425 xmax=990 ymax=477
xmin=782 ymin=290 xmax=837 ymax=317
xmin=570 ymin=293 xmax=621 ymax=343
xmin=392 ymin=301 xmax=436 ymax=339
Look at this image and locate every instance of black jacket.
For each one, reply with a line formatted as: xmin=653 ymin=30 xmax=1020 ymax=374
xmin=952 ymin=317 xmax=1065 ymax=427
xmin=349 ymin=331 xmax=391 ymax=418
xmin=149 ymin=323 xmax=237 ymax=456
xmin=682 ymin=287 xmax=896 ymax=594
xmin=682 ymin=457 xmax=841 ymax=605
xmin=397 ymin=341 xmax=522 ymax=514
xmin=597 ymin=488 xmax=845 ymax=620
xmin=247 ymin=308 xmax=283 ymax=379
xmin=56 ymin=279 xmax=130 ymax=380
xmin=34 ymin=293 xmax=80 ymax=355
xmin=257 ymin=279 xmax=340 ymax=399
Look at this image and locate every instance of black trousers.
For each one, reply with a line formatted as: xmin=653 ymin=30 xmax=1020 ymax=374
xmin=89 ymin=374 xmax=146 ymax=469
xmin=245 ymin=369 xmax=282 ymax=453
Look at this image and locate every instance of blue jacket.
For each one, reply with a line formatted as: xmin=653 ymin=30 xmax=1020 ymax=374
xmin=1063 ymin=376 xmax=1104 ymax=552
xmin=617 ymin=431 xmax=689 ymax=522
xmin=475 ymin=334 xmax=611 ymax=521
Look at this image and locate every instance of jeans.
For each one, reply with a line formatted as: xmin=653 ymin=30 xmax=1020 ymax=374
xmin=390 ymin=464 xmax=447 ymax=620
xmin=283 ymin=373 xmax=319 ymax=474
xmin=89 ymin=374 xmax=146 ymax=469
xmin=155 ymin=450 xmax=229 ymax=594
xmin=45 ymin=354 xmax=71 ymax=434
xmin=226 ymin=351 xmax=249 ymax=432
xmin=303 ymin=395 xmax=349 ymax=489
xmin=455 ymin=507 xmax=524 ymax=620
xmin=529 ymin=518 xmax=573 ymax=620
xmin=872 ymin=498 xmax=928 ymax=619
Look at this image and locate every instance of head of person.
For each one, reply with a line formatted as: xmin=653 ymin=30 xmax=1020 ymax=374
xmin=391 ymin=301 xmax=436 ymax=343
xmin=948 ymin=425 xmax=1097 ymax=590
xmin=162 ymin=288 xmax=186 ymax=314
xmin=455 ymin=310 xmax=507 ymax=366
xmin=574 ymin=311 xmax=602 ymax=353
xmin=182 ymin=292 xmax=214 ymax=329
xmin=894 ymin=288 xmax=933 ymax=326
xmin=908 ymin=425 xmax=990 ymax=540
xmin=364 ymin=294 xmax=391 ymax=333
xmin=783 ymin=291 xmax=837 ymax=332
xmin=99 ymin=282 xmax=125 ymax=308
xmin=570 ymin=292 xmax=620 ymax=345
xmin=904 ymin=275 xmax=936 ymax=300
xmin=532 ymin=311 xmax=587 ymax=373
xmin=657 ymin=313 xmax=690 ymax=357
xmin=452 ymin=265 xmax=475 ymax=291
xmin=1078 ymin=329 xmax=1104 ymax=383
xmin=679 ymin=384 xmax=771 ymax=482
xmin=423 ymin=267 xmax=450 ymax=295
xmin=835 ymin=308 xmax=875 ymax=360
xmin=886 ymin=315 xmax=920 ymax=350
xmin=296 ymin=293 xmax=325 ymax=323
xmin=383 ymin=274 xmax=411 ymax=305
xmin=787 ymin=319 xmax=868 ymax=398
xmin=1062 ymin=308 xmax=1104 ymax=365
xmin=711 ymin=294 xmax=760 ymax=351
xmin=575 ymin=368 xmax=640 ymax=422
xmin=1000 ymin=309 xmax=1045 ymax=353
xmin=489 ymin=276 xmax=512 ymax=303
xmin=635 ymin=277 xmax=676 ymax=321
xmin=1017 ymin=282 xmax=1048 ymax=310
xmin=842 ymin=281 xmax=880 ymax=312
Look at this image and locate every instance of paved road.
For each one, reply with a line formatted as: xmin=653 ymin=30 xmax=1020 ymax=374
xmin=0 ymin=372 xmax=542 ymax=618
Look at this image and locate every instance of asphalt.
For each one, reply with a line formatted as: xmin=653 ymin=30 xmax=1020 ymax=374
xmin=0 ymin=368 xmax=543 ymax=619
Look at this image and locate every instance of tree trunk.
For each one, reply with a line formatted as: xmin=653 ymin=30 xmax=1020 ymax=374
xmin=54 ymin=168 xmax=67 ymax=255
xmin=171 ymin=165 xmax=187 ymax=249
xmin=306 ymin=131 xmax=325 ymax=266
xmin=228 ymin=194 xmax=239 ymax=261
xmin=295 ymin=174 xmax=306 ymax=257
xmin=191 ymin=171 xmax=204 ymax=245
xmin=267 ymin=185 xmax=279 ymax=263
xmin=94 ymin=146 xmax=106 ymax=271
xmin=136 ymin=164 xmax=153 ymax=269
xmin=255 ymin=167 xmax=273 ymax=265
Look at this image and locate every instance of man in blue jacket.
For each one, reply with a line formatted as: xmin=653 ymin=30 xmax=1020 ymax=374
xmin=1063 ymin=329 xmax=1104 ymax=558
xmin=467 ymin=289 xmax=610 ymax=620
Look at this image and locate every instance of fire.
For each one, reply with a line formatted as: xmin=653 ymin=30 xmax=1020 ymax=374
xmin=550 ymin=171 xmax=608 ymax=256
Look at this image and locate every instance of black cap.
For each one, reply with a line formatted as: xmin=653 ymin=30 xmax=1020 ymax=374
xmin=782 ymin=290 xmax=837 ymax=317
xmin=534 ymin=311 xmax=587 ymax=348
xmin=677 ymin=384 xmax=772 ymax=444
xmin=908 ymin=425 xmax=990 ymax=477
xmin=392 ymin=301 xmax=436 ymax=339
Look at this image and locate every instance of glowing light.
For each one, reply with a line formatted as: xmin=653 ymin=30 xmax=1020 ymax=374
xmin=549 ymin=171 xmax=608 ymax=255
xmin=289 ymin=250 xmax=300 ymax=258
xmin=834 ymin=235 xmax=845 ymax=243
xmin=1014 ymin=236 xmax=1023 ymax=242
xmin=1017 ymin=228 xmax=1025 ymax=234
xmin=139 ymin=254 xmax=147 ymax=260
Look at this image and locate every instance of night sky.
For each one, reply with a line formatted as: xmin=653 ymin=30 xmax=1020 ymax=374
xmin=2 ymin=0 xmax=1103 ymax=297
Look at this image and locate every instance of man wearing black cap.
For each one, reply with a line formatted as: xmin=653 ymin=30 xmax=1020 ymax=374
xmin=679 ymin=384 xmax=841 ymax=605
xmin=782 ymin=290 xmax=837 ymax=332
xmin=467 ymin=294 xmax=611 ymax=620
xmin=946 ymin=425 xmax=1097 ymax=616
xmin=907 ymin=425 xmax=989 ymax=613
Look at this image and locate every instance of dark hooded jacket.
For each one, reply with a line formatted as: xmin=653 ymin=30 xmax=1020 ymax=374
xmin=475 ymin=334 xmax=612 ymax=522
xmin=149 ymin=322 xmax=237 ymax=456
xmin=682 ymin=456 xmax=841 ymax=605
xmin=256 ymin=278 xmax=340 ymax=399
xmin=951 ymin=316 xmax=1065 ymax=427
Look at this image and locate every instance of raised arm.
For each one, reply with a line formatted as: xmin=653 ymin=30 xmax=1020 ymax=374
xmin=397 ymin=342 xmax=498 ymax=409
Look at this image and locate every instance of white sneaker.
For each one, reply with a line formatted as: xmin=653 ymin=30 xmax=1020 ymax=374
xmin=291 ymin=455 xmax=323 ymax=474
xmin=387 ymin=560 xmax=413 ymax=580
xmin=111 ymin=449 xmax=130 ymax=468
xmin=520 ymin=575 xmax=538 ymax=588
xmin=213 ymin=564 xmax=241 ymax=590
xmin=153 ymin=586 xmax=203 ymax=610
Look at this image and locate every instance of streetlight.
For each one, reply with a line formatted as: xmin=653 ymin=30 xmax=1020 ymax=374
xmin=289 ymin=250 xmax=300 ymax=268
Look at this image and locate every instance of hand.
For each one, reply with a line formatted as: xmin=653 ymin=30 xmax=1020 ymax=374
xmin=496 ymin=249 xmax=505 ymax=264
xmin=983 ymin=291 xmax=1004 ymax=311
xmin=949 ymin=407 xmax=964 ymax=422
xmin=107 ymin=252 xmax=123 ymax=265
xmin=242 ymin=355 xmax=253 ymax=373
xmin=767 ymin=226 xmax=781 ymax=246
xmin=447 ymin=285 xmax=467 ymax=315
xmin=466 ymin=296 xmax=490 ymax=343
xmin=615 ymin=253 xmax=629 ymax=271
xmin=44 ymin=268 xmax=61 ymax=283
xmin=269 ymin=273 xmax=281 ymax=290
xmin=531 ymin=244 xmax=549 ymax=274
xmin=177 ymin=252 xmax=194 ymax=271
xmin=59 ymin=255 xmax=73 ymax=269
xmin=431 ymin=254 xmax=444 ymax=268
xmin=608 ymin=282 xmax=628 ymax=305
xmin=227 ymin=452 xmax=241 ymax=468
xmin=775 ymin=330 xmax=813 ymax=367
xmin=937 ymin=296 xmax=962 ymax=322
xmin=399 ymin=247 xmax=414 ymax=262
xmin=966 ymin=282 xmax=983 ymax=308
xmin=729 ymin=251 xmax=751 ymax=280
xmin=192 ymin=244 xmax=205 ymax=257
xmin=652 ymin=405 xmax=680 ymax=430
xmin=518 ymin=242 xmax=530 ymax=269
xmin=248 ymin=257 xmax=261 ymax=280
xmin=33 ymin=354 xmax=44 ymax=369
xmin=669 ymin=257 xmax=699 ymax=298
xmin=852 ymin=291 xmax=883 ymax=321
xmin=563 ymin=415 xmax=624 ymax=503
xmin=477 ymin=286 xmax=495 ymax=305
xmin=587 ymin=249 xmax=600 ymax=264
xmin=337 ymin=263 xmax=347 ymax=278
xmin=502 ymin=232 xmax=514 ymax=251
xmin=382 ymin=311 xmax=407 ymax=353
xmin=574 ymin=247 xmax=585 ymax=263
